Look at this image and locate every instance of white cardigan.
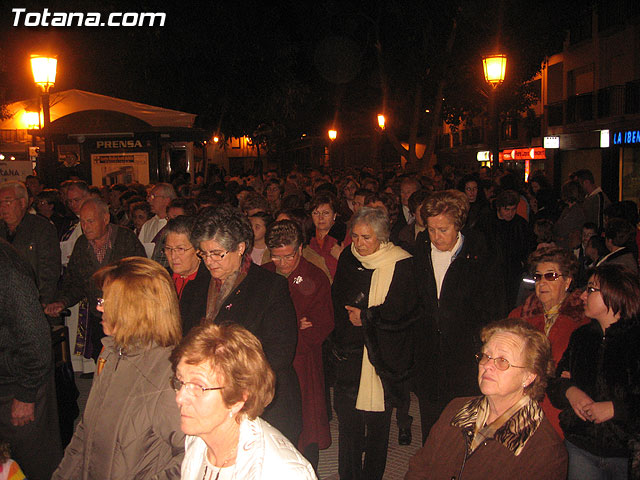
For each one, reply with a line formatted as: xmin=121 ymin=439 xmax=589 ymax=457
xmin=181 ymin=417 xmax=317 ymax=480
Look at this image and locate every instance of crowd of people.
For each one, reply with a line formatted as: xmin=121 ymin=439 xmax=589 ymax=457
xmin=1 ymin=163 xmax=640 ymax=480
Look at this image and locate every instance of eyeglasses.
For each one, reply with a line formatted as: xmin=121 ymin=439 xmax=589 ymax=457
xmin=147 ymin=193 xmax=167 ymax=200
xmin=97 ymin=298 xmax=104 ymax=308
xmin=272 ymin=251 xmax=298 ymax=262
xmin=532 ymin=272 xmax=564 ymax=282
xmin=170 ymin=376 xmax=223 ymax=397
xmin=164 ymin=246 xmax=194 ymax=256
xmin=0 ymin=198 xmax=19 ymax=206
xmin=586 ymin=286 xmax=601 ymax=294
xmin=312 ymin=210 xmax=333 ymax=217
xmin=197 ymin=249 xmax=229 ymax=261
xmin=475 ymin=352 xmax=527 ymax=371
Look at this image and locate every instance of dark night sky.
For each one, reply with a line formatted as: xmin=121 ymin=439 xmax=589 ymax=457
xmin=0 ymin=0 xmax=582 ymax=138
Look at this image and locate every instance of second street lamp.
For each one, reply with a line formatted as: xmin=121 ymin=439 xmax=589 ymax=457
xmin=482 ymin=54 xmax=507 ymax=172
xmin=30 ymin=54 xmax=57 ymax=184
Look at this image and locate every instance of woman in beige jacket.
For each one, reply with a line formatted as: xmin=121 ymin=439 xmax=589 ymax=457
xmin=53 ymin=257 xmax=185 ymax=480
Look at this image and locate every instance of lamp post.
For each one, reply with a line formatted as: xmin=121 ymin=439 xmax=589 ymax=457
xmin=482 ymin=54 xmax=506 ymax=172
xmin=30 ymin=54 xmax=57 ymax=183
xmin=377 ymin=114 xmax=385 ymax=130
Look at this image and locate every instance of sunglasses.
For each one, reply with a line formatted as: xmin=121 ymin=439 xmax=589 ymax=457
xmin=532 ymin=272 xmax=564 ymax=282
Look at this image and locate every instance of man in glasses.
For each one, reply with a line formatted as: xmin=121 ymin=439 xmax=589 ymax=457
xmin=0 ymin=181 xmax=60 ymax=306
xmin=138 ymin=183 xmax=176 ymax=253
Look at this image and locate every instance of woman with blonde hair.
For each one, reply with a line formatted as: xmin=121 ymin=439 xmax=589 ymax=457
xmin=53 ymin=257 xmax=185 ymax=480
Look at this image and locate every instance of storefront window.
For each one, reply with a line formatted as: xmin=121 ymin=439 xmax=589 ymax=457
xmin=621 ymin=146 xmax=640 ymax=202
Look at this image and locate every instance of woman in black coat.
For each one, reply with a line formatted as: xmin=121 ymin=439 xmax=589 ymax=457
xmin=413 ymin=189 xmax=507 ymax=443
xmin=548 ymin=264 xmax=640 ymax=480
xmin=331 ymin=207 xmax=419 ymax=480
xmin=191 ymin=205 xmax=302 ymax=444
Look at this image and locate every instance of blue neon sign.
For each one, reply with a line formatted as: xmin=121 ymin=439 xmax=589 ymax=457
xmin=612 ymin=130 xmax=640 ymax=145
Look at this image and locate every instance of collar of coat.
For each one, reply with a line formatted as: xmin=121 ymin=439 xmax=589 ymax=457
xmin=518 ymin=288 xmax=585 ymax=320
xmin=451 ymin=395 xmax=544 ymax=456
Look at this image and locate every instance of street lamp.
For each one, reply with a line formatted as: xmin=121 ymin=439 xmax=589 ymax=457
xmin=482 ymin=54 xmax=507 ymax=88
xmin=482 ymin=54 xmax=507 ymax=171
xmin=377 ymin=114 xmax=385 ymax=130
xmin=328 ymin=129 xmax=337 ymax=141
xmin=30 ymin=54 xmax=57 ymax=184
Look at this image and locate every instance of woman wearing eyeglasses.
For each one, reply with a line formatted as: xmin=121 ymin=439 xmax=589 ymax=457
xmin=52 ymin=257 xmax=184 ymax=480
xmin=509 ymin=247 xmax=589 ymax=436
xmin=191 ymin=205 xmax=302 ymax=445
xmin=172 ymin=323 xmax=316 ymax=480
xmin=163 ymin=215 xmax=210 ymax=336
xmin=548 ymin=264 xmax=640 ymax=480
xmin=406 ymin=318 xmax=567 ymax=480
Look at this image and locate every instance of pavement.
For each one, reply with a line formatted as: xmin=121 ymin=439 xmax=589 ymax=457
xmin=76 ymin=374 xmax=422 ymax=480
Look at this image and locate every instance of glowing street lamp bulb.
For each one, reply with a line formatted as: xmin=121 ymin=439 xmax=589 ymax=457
xmin=30 ymin=55 xmax=57 ymax=91
xmin=377 ymin=114 xmax=385 ymax=130
xmin=328 ymin=129 xmax=337 ymax=141
xmin=213 ymin=136 xmax=219 ymax=143
xmin=483 ymin=54 xmax=507 ymax=88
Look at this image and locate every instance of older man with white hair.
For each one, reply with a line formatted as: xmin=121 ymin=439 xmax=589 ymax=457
xmin=0 ymin=180 xmax=61 ymax=304
xmin=45 ymin=197 xmax=146 ymax=361
xmin=138 ymin=183 xmax=177 ymax=256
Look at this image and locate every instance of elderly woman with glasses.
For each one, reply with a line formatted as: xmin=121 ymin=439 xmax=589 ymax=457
xmin=548 ymin=265 xmax=640 ymax=480
xmin=509 ymin=247 xmax=589 ymax=437
xmin=190 ymin=205 xmax=302 ymax=444
xmin=406 ymin=319 xmax=567 ymax=480
xmin=52 ymin=257 xmax=184 ymax=480
xmin=172 ymin=323 xmax=316 ymax=480
xmin=262 ymin=220 xmax=334 ymax=470
xmin=163 ymin=215 xmax=210 ymax=336
xmin=332 ymin=206 xmax=419 ymax=480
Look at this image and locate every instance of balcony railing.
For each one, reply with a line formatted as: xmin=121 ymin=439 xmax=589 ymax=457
xmin=567 ymin=93 xmax=594 ymax=123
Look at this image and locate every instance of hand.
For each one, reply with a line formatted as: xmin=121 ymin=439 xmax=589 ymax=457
xmin=345 ymin=305 xmax=362 ymax=327
xmin=11 ymin=399 xmax=35 ymax=426
xmin=330 ymin=243 xmax=344 ymax=260
xmin=566 ymin=386 xmax=595 ymax=422
xmin=584 ymin=401 xmax=614 ymax=424
xmin=44 ymin=301 xmax=65 ymax=317
xmin=299 ymin=316 xmax=312 ymax=330
xmin=560 ymin=370 xmax=571 ymax=379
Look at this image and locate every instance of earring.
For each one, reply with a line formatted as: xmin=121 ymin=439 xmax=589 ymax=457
xmin=229 ymin=410 xmax=233 ymax=418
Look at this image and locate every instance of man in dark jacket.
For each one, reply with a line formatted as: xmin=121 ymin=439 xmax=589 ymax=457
xmin=0 ymin=239 xmax=62 ymax=480
xmin=0 ymin=180 xmax=61 ymax=304
xmin=45 ymin=198 xmax=146 ymax=360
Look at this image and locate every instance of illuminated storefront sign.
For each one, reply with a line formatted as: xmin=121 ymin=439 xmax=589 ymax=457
xmin=544 ymin=136 xmax=559 ymax=149
xmin=612 ymin=130 xmax=640 ymax=146
xmin=500 ymin=147 xmax=546 ymax=161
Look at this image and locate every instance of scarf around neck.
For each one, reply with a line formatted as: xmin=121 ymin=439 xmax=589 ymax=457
xmin=351 ymin=241 xmax=411 ymax=411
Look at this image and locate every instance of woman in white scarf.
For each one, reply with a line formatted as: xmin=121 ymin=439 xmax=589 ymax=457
xmin=331 ymin=207 xmax=419 ymax=480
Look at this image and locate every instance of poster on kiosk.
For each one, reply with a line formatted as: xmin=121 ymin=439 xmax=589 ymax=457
xmin=91 ymin=152 xmax=150 ymax=187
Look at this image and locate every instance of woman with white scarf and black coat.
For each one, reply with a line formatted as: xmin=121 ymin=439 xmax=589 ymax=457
xmin=331 ymin=206 xmax=419 ymax=480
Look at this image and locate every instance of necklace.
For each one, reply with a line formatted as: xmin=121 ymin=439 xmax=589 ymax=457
xmin=202 ymin=446 xmax=237 ymax=480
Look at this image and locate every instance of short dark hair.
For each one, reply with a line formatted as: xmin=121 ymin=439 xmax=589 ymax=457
xmin=266 ymin=220 xmax=303 ymax=250
xmin=495 ymin=189 xmax=520 ymax=209
xmin=574 ymin=169 xmax=595 ymax=184
xmin=604 ymin=218 xmax=635 ymax=247
xmin=561 ymin=180 xmax=585 ymax=204
xmin=192 ymin=205 xmax=254 ymax=259
xmin=168 ymin=198 xmax=198 ymax=217
xmin=408 ymin=190 xmax=431 ymax=215
xmin=165 ymin=215 xmax=197 ymax=238
xmin=309 ymin=192 xmax=339 ymax=215
xmin=590 ymin=264 xmax=640 ymax=322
